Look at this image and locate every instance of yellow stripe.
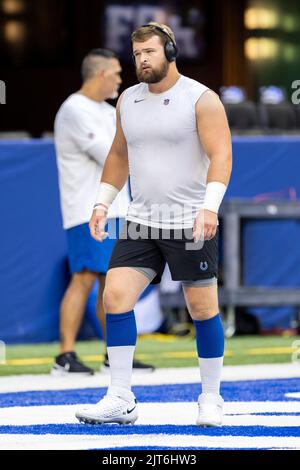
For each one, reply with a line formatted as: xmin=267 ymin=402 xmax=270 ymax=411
xmin=4 ymin=355 xmax=106 ymax=366
xmin=1 ymin=345 xmax=296 ymax=367
xmin=5 ymin=358 xmax=55 ymax=366
xmin=83 ymin=355 xmax=104 ymax=362
xmin=140 ymin=334 xmax=178 ymax=343
xmin=7 ymin=346 xmax=296 ymax=367
xmin=138 ymin=351 xmax=233 ymax=358
xmin=247 ymin=347 xmax=294 ymax=355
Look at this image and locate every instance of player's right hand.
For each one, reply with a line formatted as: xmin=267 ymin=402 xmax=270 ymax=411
xmin=89 ymin=207 xmax=109 ymax=242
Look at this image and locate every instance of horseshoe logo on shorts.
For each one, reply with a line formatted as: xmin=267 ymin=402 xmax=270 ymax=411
xmin=200 ymin=262 xmax=208 ymax=271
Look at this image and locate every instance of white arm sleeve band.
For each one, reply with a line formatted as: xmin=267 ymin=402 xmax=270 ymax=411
xmin=203 ymin=182 xmax=227 ymax=214
xmin=94 ymin=182 xmax=120 ymax=209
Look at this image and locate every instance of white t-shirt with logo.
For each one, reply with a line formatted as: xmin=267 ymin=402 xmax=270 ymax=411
xmin=54 ymin=93 xmax=130 ymax=229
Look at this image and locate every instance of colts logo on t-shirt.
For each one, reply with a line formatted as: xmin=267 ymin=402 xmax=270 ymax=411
xmin=163 ymin=99 xmax=170 ymax=105
xmin=200 ymin=262 xmax=208 ymax=271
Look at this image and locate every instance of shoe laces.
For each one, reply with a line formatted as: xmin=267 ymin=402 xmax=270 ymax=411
xmin=95 ymin=394 xmax=128 ymax=416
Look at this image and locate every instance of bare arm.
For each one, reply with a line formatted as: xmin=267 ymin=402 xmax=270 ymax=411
xmin=196 ymin=90 xmax=232 ymax=186
xmin=100 ymin=93 xmax=129 ymax=189
xmin=193 ymin=90 xmax=232 ymax=241
xmin=90 ymin=93 xmax=129 ymax=242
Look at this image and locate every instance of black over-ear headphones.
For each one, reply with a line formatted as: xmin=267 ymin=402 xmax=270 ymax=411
xmin=132 ymin=24 xmax=178 ymax=64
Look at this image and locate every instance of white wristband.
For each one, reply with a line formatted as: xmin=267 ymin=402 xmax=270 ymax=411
xmin=203 ymin=182 xmax=227 ymax=214
xmin=95 ymin=182 xmax=119 ymax=210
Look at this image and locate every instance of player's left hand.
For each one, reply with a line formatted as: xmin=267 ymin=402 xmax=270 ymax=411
xmin=193 ymin=208 xmax=218 ymax=242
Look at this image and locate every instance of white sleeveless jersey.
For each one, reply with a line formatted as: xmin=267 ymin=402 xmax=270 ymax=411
xmin=120 ymin=75 xmax=210 ymax=229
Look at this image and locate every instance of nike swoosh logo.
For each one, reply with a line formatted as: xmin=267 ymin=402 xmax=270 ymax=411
xmin=127 ymin=405 xmax=137 ymax=414
xmin=134 ymin=99 xmax=145 ymax=103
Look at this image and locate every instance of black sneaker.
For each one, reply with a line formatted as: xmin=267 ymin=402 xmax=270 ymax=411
xmin=101 ymin=353 xmax=155 ymax=374
xmin=51 ymin=352 xmax=94 ymax=376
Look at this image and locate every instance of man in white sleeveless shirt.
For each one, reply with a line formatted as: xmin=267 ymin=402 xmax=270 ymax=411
xmin=76 ymin=23 xmax=232 ymax=426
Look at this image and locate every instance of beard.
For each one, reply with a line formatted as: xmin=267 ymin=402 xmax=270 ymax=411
xmin=136 ymin=60 xmax=169 ymax=84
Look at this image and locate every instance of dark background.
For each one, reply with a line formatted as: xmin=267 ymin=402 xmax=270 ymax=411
xmin=0 ymin=0 xmax=299 ymax=136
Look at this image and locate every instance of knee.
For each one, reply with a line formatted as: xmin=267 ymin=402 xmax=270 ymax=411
xmin=72 ymin=271 xmax=97 ymax=293
xmin=189 ymin=303 xmax=218 ymax=321
xmin=103 ymin=285 xmax=129 ymax=312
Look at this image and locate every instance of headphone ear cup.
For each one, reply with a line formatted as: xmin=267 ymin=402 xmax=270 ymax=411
xmin=165 ymin=41 xmax=178 ymax=62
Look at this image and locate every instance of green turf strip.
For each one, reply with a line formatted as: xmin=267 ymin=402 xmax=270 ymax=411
xmin=0 ymin=335 xmax=299 ymax=376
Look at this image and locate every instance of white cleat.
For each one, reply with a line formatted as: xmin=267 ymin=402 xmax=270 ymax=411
xmin=75 ymin=386 xmax=138 ymax=425
xmin=196 ymin=393 xmax=224 ymax=427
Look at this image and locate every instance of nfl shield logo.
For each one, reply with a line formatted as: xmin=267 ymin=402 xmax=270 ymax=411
xmin=164 ymin=99 xmax=170 ymax=105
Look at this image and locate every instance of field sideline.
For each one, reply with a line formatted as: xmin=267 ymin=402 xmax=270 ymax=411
xmin=1 ymin=334 xmax=300 ymax=376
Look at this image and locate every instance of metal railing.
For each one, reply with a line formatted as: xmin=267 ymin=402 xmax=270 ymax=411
xmin=160 ymin=199 xmax=300 ymax=336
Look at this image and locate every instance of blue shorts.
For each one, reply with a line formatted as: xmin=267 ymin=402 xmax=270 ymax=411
xmin=66 ymin=218 xmax=124 ymax=274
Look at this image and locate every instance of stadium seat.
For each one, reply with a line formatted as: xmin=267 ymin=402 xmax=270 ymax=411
xmin=258 ymin=86 xmax=298 ymax=133
xmin=258 ymin=103 xmax=298 ymax=132
xmin=220 ymin=86 xmax=260 ymax=133
xmin=42 ymin=131 xmax=54 ymax=138
xmin=0 ymin=131 xmax=31 ymax=139
xmin=223 ymin=102 xmax=259 ymax=131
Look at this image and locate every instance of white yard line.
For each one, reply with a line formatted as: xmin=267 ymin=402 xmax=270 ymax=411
xmin=0 ymin=433 xmax=299 ymax=450
xmin=285 ymin=392 xmax=300 ymax=399
xmin=0 ymin=402 xmax=300 ymax=426
xmin=0 ymin=363 xmax=300 ymax=393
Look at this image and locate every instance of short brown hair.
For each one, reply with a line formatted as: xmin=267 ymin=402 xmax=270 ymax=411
xmin=131 ymin=22 xmax=176 ymax=48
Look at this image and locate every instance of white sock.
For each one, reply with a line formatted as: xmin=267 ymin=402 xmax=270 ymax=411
xmin=198 ymin=356 xmax=223 ymax=395
xmin=107 ymin=345 xmax=135 ymax=391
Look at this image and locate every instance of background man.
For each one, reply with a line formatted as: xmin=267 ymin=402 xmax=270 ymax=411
xmin=53 ymin=48 xmax=154 ymax=375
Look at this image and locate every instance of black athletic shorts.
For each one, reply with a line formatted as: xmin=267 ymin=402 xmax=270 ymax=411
xmin=108 ymin=221 xmax=218 ymax=285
